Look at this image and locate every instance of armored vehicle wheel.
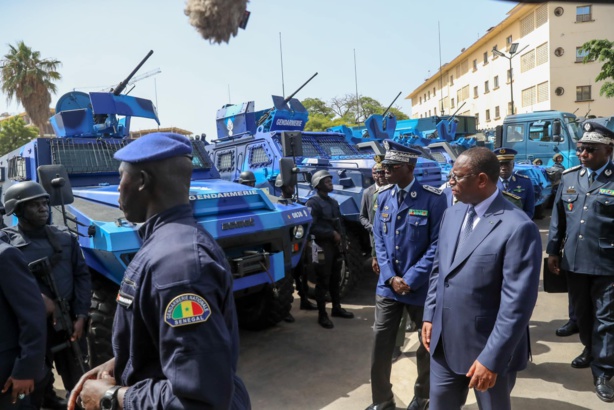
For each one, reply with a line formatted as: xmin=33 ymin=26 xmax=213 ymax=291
xmin=87 ymin=276 xmax=119 ymax=367
xmin=236 ymin=276 xmax=294 ymax=331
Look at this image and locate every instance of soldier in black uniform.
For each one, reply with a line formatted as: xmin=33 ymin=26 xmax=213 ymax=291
xmin=0 ymin=231 xmax=47 ymax=409
xmin=305 ymin=170 xmax=354 ymax=329
xmin=2 ymin=181 xmax=91 ymax=407
xmin=547 ymin=120 xmax=614 ymax=403
xmin=237 ymin=170 xmax=256 ymax=187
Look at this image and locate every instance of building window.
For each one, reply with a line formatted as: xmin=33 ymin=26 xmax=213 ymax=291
xmin=473 ymin=59 xmax=478 ymax=71
xmin=537 ymin=81 xmax=549 ymax=103
xmin=576 ymin=85 xmax=592 ymax=101
xmin=486 ymin=109 xmax=491 ymax=122
xmin=475 ymin=113 xmax=479 ymax=125
xmin=474 ymin=86 xmax=479 ymax=98
xmin=450 ymin=75 xmax=454 ymax=85
xmin=460 ymin=59 xmax=469 ymax=76
xmin=433 ymin=87 xmax=436 ymax=95
xmin=492 ymin=45 xmax=499 ymax=59
xmin=484 ymin=80 xmax=490 ymax=93
xmin=420 ymin=97 xmax=422 ymax=104
xmin=536 ymin=42 xmax=548 ymax=66
xmin=494 ymin=76 xmax=499 ymax=89
xmin=507 ymin=69 xmax=513 ymax=84
xmin=522 ymin=86 xmax=536 ymax=107
xmin=576 ymin=47 xmax=593 ymax=63
xmin=576 ymin=5 xmax=592 ymax=22
xmin=506 ymin=35 xmax=513 ymax=48
xmin=495 ymin=106 xmax=500 ymax=119
xmin=520 ymin=14 xmax=535 ymax=37
xmin=451 ymin=98 xmax=455 ymax=108
xmin=483 ymin=52 xmax=489 ymax=64
xmin=535 ymin=4 xmax=548 ymax=27
xmin=521 ymin=49 xmax=536 ymax=73
xmin=428 ymin=91 xmax=431 ymax=99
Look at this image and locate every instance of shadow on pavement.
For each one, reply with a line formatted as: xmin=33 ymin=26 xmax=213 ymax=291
xmin=464 ymin=397 xmax=594 ymax=410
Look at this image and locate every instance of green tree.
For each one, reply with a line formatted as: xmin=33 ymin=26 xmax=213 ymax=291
xmin=302 ymin=97 xmax=333 ymax=117
xmin=1 ymin=41 xmax=61 ymax=135
xmin=581 ymin=39 xmax=614 ymax=98
xmin=0 ymin=116 xmax=39 ymax=155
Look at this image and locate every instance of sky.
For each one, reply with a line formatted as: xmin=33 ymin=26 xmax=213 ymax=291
xmin=0 ymin=0 xmax=516 ymax=138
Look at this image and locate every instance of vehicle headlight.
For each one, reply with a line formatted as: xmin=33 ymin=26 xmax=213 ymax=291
xmin=293 ymin=225 xmax=304 ymax=239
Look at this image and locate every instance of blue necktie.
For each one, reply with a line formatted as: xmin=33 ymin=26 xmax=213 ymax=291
xmin=398 ymin=190 xmax=406 ymax=207
xmin=455 ymin=207 xmax=476 ymax=259
xmin=589 ymin=172 xmax=596 ymax=185
xmin=503 ymin=180 xmax=509 ymax=192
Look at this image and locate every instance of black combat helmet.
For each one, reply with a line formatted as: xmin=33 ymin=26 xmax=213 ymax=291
xmin=3 ymin=181 xmax=49 ymax=215
xmin=311 ymin=170 xmax=332 ymax=189
xmin=237 ymin=170 xmax=256 ymax=185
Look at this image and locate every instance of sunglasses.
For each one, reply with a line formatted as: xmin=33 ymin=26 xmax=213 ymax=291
xmin=576 ymin=145 xmax=600 ymax=154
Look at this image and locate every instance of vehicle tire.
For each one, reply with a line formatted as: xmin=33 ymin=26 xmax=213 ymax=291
xmin=87 ymin=276 xmax=119 ymax=367
xmin=236 ymin=276 xmax=294 ymax=331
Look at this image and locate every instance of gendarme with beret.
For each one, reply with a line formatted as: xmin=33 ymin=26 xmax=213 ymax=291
xmin=381 ymin=140 xmax=420 ymax=164
xmin=114 ymin=132 xmax=193 ymax=163
xmin=580 ymin=120 xmax=614 ymax=146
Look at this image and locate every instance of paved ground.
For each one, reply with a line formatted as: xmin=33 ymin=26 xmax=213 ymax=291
xmin=236 ymin=213 xmax=612 ymax=410
xmin=55 ymin=212 xmax=611 ymax=409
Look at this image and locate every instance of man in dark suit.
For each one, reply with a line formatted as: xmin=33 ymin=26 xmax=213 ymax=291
xmin=547 ymin=120 xmax=614 ymax=403
xmin=422 ymin=147 xmax=542 ymax=410
xmin=0 ymin=231 xmax=47 ymax=409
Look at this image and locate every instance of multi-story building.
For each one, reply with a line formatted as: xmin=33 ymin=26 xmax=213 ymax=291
xmin=407 ymin=2 xmax=613 ymax=130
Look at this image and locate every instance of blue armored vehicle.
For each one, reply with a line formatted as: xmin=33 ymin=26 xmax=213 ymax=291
xmin=0 ymin=52 xmax=311 ymax=365
xmin=205 ymin=85 xmax=443 ymax=294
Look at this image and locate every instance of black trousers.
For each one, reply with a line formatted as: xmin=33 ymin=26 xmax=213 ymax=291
xmin=315 ymin=242 xmax=342 ymax=310
xmin=371 ymin=295 xmax=429 ymax=403
xmin=567 ymin=271 xmax=614 ymax=378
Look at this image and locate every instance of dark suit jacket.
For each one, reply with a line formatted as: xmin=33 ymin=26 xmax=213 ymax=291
xmin=424 ymin=193 xmax=541 ymax=375
xmin=0 ymin=233 xmax=47 ymax=383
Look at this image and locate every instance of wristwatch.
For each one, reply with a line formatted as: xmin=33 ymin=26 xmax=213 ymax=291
xmin=100 ymin=385 xmax=121 ymax=410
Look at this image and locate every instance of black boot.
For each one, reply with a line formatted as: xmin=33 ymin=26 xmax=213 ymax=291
xmin=318 ymin=312 xmax=334 ymax=329
xmin=331 ymin=305 xmax=354 ymax=319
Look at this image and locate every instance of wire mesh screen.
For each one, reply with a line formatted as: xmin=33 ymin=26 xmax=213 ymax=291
xmin=50 ymin=139 xmax=128 ymax=174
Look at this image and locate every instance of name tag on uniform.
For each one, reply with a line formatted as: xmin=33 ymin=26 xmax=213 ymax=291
xmin=599 ymin=189 xmax=614 ymax=196
xmin=408 ymin=209 xmax=428 ymax=216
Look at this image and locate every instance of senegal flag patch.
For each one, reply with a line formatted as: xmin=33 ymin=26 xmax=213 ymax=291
xmin=164 ymin=293 xmax=211 ymax=327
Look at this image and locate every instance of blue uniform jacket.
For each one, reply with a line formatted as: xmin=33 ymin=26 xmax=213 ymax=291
xmin=547 ymin=162 xmax=614 ymax=275
xmin=113 ymin=205 xmax=250 ymax=410
xmin=0 ymin=232 xmax=47 ymax=384
xmin=373 ymin=183 xmax=447 ymax=306
xmin=424 ymin=194 xmax=541 ymax=375
xmin=497 ymin=173 xmax=535 ymax=218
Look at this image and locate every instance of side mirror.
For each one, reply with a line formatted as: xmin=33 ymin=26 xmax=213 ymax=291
xmin=37 ymin=165 xmax=74 ymax=206
xmin=552 ymin=119 xmax=562 ymax=142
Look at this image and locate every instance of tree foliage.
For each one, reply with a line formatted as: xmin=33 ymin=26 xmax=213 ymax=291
xmin=0 ymin=116 xmax=39 ymax=156
xmin=581 ymin=39 xmax=614 ymax=98
xmin=304 ymin=94 xmax=408 ymax=131
xmin=0 ymin=41 xmax=61 ymax=135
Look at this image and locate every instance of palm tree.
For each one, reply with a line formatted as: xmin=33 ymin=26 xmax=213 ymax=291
xmin=0 ymin=41 xmax=61 ymax=136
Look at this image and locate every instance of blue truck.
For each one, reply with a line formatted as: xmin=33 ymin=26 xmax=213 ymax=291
xmin=0 ymin=52 xmax=311 ymax=365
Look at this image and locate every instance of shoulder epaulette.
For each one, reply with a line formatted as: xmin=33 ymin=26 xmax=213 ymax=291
xmin=422 ymin=185 xmax=442 ymax=195
xmin=563 ymin=165 xmax=582 ymax=175
xmin=515 ymin=173 xmax=529 ymax=179
xmin=502 ymin=191 xmax=521 ymax=200
xmin=376 ymin=184 xmax=394 ymax=194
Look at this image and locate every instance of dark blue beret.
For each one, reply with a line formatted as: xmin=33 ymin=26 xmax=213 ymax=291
xmin=114 ymin=133 xmax=192 ymax=163
xmin=493 ymin=147 xmax=518 ymax=162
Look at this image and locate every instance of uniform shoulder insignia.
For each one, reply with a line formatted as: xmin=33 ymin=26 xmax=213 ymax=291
xmin=563 ymin=165 xmax=582 ymax=175
xmin=376 ymin=184 xmax=394 ymax=193
xmin=514 ymin=173 xmax=529 ymax=179
xmin=502 ymin=191 xmax=521 ymax=200
xmin=164 ymin=293 xmax=211 ymax=327
xmin=422 ymin=185 xmax=442 ymax=195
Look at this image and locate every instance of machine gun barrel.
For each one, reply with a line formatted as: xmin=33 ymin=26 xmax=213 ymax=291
xmin=382 ymin=91 xmax=402 ymax=118
xmin=28 ymin=257 xmax=87 ymax=374
xmin=283 ymin=72 xmax=318 ymax=104
xmin=112 ymin=50 xmax=154 ymax=96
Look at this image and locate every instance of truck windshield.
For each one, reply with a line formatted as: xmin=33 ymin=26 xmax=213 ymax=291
xmin=565 ymin=117 xmax=583 ymax=141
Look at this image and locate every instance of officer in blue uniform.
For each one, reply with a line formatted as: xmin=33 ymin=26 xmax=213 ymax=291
xmin=493 ymin=148 xmax=535 ymax=218
xmin=68 ymin=133 xmax=250 ymax=410
xmin=0 ymin=231 xmax=47 ymax=409
xmin=367 ymin=140 xmax=447 ymax=410
xmin=547 ymin=120 xmax=614 ymax=403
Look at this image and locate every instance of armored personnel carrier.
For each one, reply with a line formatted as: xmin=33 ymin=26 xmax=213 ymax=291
xmin=205 ymin=85 xmax=443 ymax=294
xmin=0 ymin=52 xmax=311 ymax=365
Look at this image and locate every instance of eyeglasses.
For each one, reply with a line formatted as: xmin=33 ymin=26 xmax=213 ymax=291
xmin=382 ymin=164 xmax=403 ymax=171
xmin=576 ymin=145 xmax=600 ymax=154
xmin=448 ymin=172 xmax=476 ymax=183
